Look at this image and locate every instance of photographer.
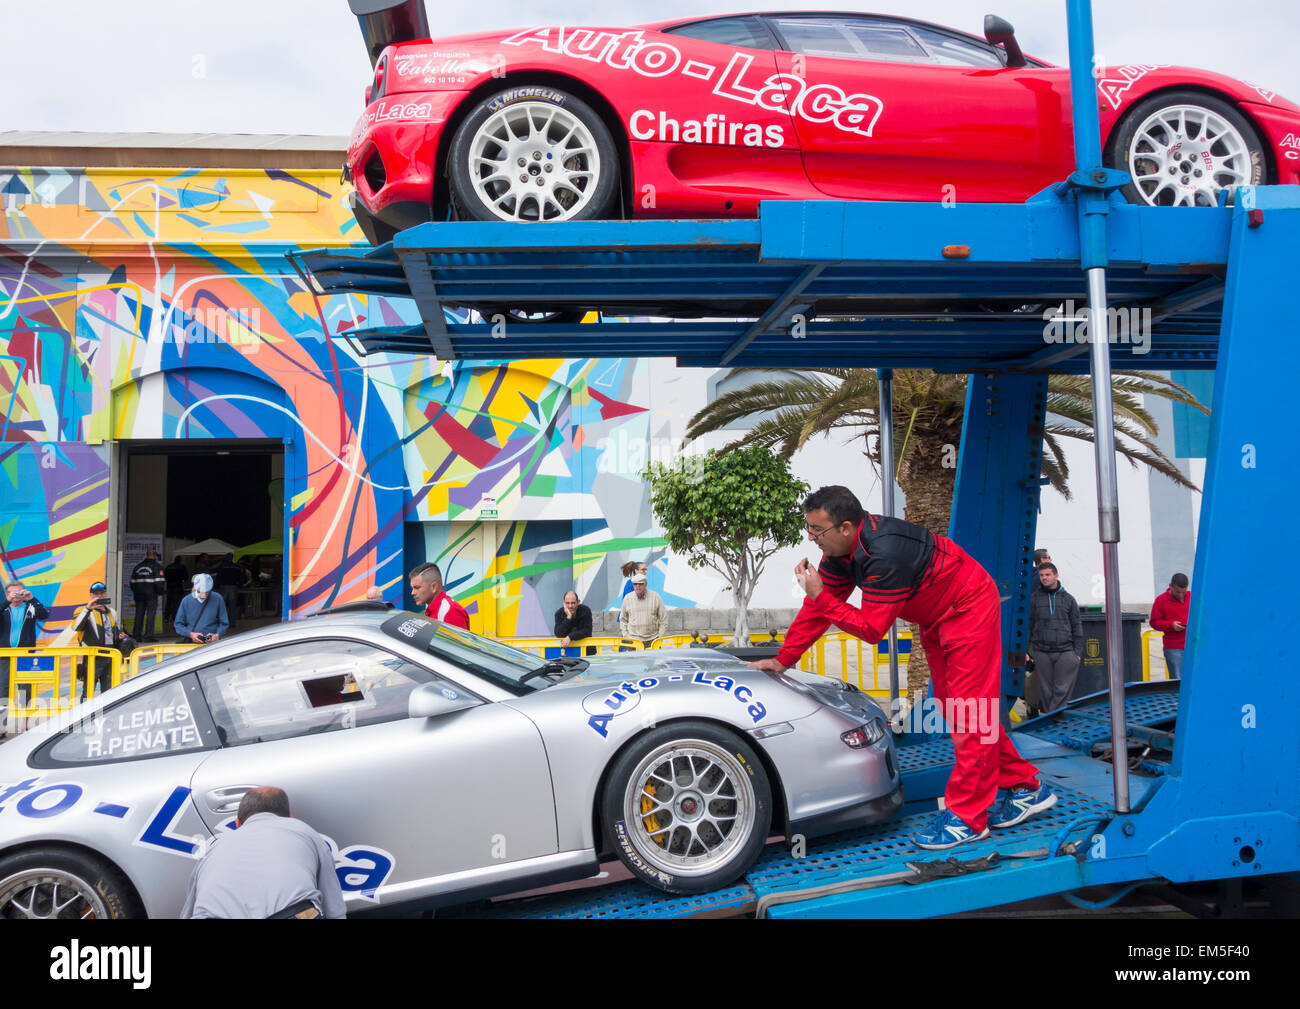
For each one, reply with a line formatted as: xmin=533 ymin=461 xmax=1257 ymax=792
xmin=70 ymin=581 xmax=135 ymax=694
xmin=174 ymin=573 xmax=229 ymax=645
xmin=2 ymin=581 xmax=49 ymax=702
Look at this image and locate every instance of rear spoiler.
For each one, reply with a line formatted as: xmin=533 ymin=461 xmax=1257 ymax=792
xmin=348 ymin=0 xmax=431 ymax=67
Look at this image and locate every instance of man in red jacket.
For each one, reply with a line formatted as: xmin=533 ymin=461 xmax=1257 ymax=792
xmin=751 ymin=486 xmax=1054 ymax=849
xmin=408 ymin=562 xmax=470 ymax=630
xmin=1149 ymin=573 xmax=1190 ymax=679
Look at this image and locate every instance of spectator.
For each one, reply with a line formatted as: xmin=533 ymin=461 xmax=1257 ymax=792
xmin=365 ymin=586 xmax=383 ymax=601
xmin=163 ymin=554 xmax=189 ymax=628
xmin=1031 ymin=548 xmax=1052 ymax=594
xmin=619 ymin=573 xmax=666 ymax=646
xmin=2 ymin=581 xmax=48 ymax=649
xmin=182 ymin=786 xmax=346 ymax=919
xmin=1149 ymin=572 xmax=1191 ymax=679
xmin=175 ymin=573 xmax=230 ymax=645
xmin=128 ymin=547 xmax=166 ymax=642
xmin=215 ymin=554 xmax=245 ymax=631
xmin=408 ymin=563 xmax=470 ymax=629
xmin=69 ymin=581 xmax=135 ymax=695
xmin=2 ymin=582 xmax=49 ymax=702
xmin=554 ymin=590 xmax=594 ymax=655
xmin=1027 ymin=563 xmax=1084 ymax=713
xmin=620 ymin=560 xmax=649 ymax=598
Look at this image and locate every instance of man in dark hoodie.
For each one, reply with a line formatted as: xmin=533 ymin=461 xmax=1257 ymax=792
xmin=1028 ymin=562 xmax=1084 ymax=712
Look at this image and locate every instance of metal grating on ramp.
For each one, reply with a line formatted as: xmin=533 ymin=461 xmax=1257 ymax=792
xmin=747 ymin=784 xmax=1109 ymax=901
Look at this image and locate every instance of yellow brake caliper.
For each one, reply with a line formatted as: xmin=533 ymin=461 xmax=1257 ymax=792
xmin=640 ymin=783 xmax=666 ymax=847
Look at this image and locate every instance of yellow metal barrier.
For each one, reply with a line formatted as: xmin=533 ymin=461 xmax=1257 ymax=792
xmin=2 ymin=646 xmax=122 ymax=720
xmin=127 ymin=643 xmax=200 ymax=681
xmin=792 ymin=631 xmax=911 ymax=696
xmin=499 ymin=636 xmax=645 ymax=655
xmin=1141 ymin=628 xmax=1169 ymax=681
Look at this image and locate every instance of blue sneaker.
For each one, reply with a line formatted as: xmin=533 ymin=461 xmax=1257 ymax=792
xmin=988 ymin=782 xmax=1058 ymax=829
xmin=911 ymin=810 xmax=990 ymax=850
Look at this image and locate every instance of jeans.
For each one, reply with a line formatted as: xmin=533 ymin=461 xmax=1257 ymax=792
xmin=1163 ymin=648 xmax=1184 ymax=679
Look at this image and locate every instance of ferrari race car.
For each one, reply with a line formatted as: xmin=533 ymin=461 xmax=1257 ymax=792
xmin=343 ymin=2 xmax=1300 ymax=244
xmin=0 ymin=607 xmax=901 ymax=918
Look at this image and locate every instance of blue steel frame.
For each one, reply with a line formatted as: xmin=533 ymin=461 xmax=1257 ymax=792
xmin=289 ymin=1 xmax=1300 ymax=914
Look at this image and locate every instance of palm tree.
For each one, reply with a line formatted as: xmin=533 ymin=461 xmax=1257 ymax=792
xmin=686 ymin=368 xmax=1209 ymax=696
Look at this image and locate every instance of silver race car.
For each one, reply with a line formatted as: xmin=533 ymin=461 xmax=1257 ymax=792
xmin=0 ymin=605 xmax=902 ymax=917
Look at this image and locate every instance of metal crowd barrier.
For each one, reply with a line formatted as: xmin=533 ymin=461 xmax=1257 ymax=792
xmin=500 ymin=636 xmax=645 ymax=657
xmin=495 ymin=630 xmax=910 ymax=698
xmin=127 ymin=643 xmax=200 ymax=680
xmin=1 ymin=646 xmax=122 ymax=721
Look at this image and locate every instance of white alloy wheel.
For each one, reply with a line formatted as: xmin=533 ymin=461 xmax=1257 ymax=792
xmin=622 ymin=738 xmax=758 ymax=879
xmin=0 ymin=866 xmax=109 ymax=919
xmin=467 ymin=101 xmax=602 ymax=222
xmin=1127 ymin=104 xmax=1254 ymax=207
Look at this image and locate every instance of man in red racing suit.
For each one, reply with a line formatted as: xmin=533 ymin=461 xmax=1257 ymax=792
xmin=750 ymin=486 xmax=1057 ymax=849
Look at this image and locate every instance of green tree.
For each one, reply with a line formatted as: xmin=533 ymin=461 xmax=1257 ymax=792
xmin=686 ymin=368 xmax=1208 ymax=691
xmin=645 ymin=446 xmax=808 ymax=646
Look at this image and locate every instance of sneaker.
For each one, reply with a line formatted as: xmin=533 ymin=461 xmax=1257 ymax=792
xmin=911 ymin=810 xmax=990 ymax=850
xmin=988 ymin=782 xmax=1058 ymax=829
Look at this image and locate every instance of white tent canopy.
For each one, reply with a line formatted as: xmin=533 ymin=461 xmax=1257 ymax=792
xmin=172 ymin=538 xmax=239 ymax=557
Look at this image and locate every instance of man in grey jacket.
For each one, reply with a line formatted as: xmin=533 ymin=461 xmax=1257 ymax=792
xmin=182 ymin=786 xmax=345 ymax=919
xmin=1028 ymin=563 xmax=1084 ymax=712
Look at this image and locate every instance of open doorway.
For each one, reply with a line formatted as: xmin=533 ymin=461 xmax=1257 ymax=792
xmin=121 ymin=440 xmax=284 ymax=640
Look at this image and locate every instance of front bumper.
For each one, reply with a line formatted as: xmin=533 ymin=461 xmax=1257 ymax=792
xmin=789 ymin=781 xmax=905 ymax=840
xmin=346 ymin=90 xmax=466 ymax=243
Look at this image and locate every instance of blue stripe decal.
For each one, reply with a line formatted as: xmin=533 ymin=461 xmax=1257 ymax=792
xmin=94 ymin=802 xmax=129 ymax=818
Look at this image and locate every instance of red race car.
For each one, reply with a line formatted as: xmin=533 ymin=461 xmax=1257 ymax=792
xmin=345 ymin=2 xmax=1300 ymax=244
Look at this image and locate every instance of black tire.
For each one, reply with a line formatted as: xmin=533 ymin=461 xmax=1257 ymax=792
xmin=0 ymin=847 xmax=142 ymax=919
xmin=448 ymin=86 xmax=620 ymax=223
xmin=1108 ymin=89 xmax=1266 ymax=207
xmin=602 ymin=721 xmax=772 ymax=895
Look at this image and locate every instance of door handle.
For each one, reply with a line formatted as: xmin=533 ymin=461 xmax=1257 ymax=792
xmin=205 ymin=785 xmax=257 ymax=814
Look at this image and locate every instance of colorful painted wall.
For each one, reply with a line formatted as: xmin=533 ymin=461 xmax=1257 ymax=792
xmin=0 ymin=164 xmax=691 ymax=639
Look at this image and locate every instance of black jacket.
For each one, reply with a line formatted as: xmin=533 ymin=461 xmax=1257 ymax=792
xmin=1029 ymin=582 xmax=1084 ymax=655
xmin=554 ymin=604 xmax=593 ymax=640
xmin=1 ymin=598 xmax=48 ymax=647
xmin=130 ymin=558 xmax=166 ymax=597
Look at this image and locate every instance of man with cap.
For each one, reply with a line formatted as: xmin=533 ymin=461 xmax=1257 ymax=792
xmin=619 ymin=571 xmax=667 ymax=646
xmin=70 ymin=581 xmax=135 ymax=694
xmin=174 ymin=573 xmax=230 ymax=645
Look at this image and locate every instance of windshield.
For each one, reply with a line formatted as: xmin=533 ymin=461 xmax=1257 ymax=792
xmin=380 ymin=612 xmax=549 ymax=694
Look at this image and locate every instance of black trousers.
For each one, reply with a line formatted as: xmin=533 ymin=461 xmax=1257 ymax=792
xmin=132 ymin=592 xmax=158 ymax=639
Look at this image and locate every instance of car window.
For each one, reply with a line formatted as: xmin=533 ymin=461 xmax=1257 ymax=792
xmin=768 ymin=17 xmax=859 ymax=59
xmin=381 ymin=611 xmax=551 ymax=695
xmin=842 ymin=23 xmax=931 ymax=63
xmin=663 ymin=16 xmax=778 ymax=51
xmin=197 ymin=639 xmax=458 ymax=746
xmin=907 ymin=25 xmax=1005 ymax=68
xmin=39 ymin=675 xmax=214 ymax=766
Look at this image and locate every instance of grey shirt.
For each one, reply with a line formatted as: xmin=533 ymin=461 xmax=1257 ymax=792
xmin=181 ymin=813 xmax=346 ymax=919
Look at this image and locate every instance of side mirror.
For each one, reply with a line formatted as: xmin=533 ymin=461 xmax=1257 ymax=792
xmin=407 ymin=682 xmax=477 ymax=719
xmin=983 ymin=14 xmax=1027 ymax=68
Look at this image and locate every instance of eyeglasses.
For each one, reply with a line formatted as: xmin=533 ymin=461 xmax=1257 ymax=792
xmin=805 ymin=524 xmax=835 ymax=540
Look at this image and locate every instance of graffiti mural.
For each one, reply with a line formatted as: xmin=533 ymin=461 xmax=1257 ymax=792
xmin=0 ymin=163 xmax=697 ymax=639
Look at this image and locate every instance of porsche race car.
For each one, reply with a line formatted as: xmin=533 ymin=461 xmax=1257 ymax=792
xmin=0 ymin=607 xmax=901 ymax=917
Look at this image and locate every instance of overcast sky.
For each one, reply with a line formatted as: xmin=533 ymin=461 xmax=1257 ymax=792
xmin=3 ymin=0 xmax=1297 ymax=135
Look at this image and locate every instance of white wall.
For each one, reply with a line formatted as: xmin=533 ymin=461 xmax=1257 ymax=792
xmin=648 ymin=361 xmax=1185 ymax=612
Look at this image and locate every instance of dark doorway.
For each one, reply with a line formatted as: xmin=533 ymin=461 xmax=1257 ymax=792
xmin=123 ymin=440 xmax=284 ymax=638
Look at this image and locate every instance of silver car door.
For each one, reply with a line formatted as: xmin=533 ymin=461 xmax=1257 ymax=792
xmin=186 ymin=637 xmax=557 ymax=907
